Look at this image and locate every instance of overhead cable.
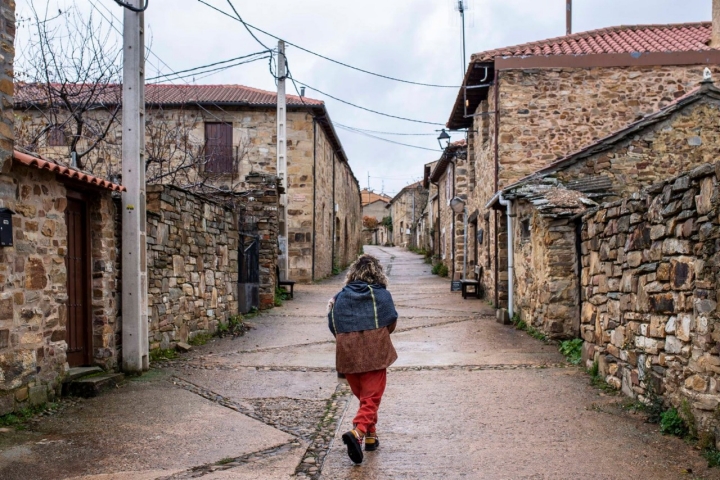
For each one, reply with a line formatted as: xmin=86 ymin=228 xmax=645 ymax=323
xmin=336 ymin=124 xmax=442 ymax=152
xmin=146 ymin=52 xmax=271 ymax=82
xmin=113 ymin=0 xmax=149 ymax=12
xmin=198 ymin=0 xmax=461 ymax=88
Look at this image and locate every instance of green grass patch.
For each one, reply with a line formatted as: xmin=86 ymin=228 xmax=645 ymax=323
xmin=703 ymin=448 xmax=720 ymax=468
xmin=216 ymin=314 xmax=248 ymax=338
xmin=188 ymin=332 xmax=213 ymax=347
xmin=217 ymin=457 xmax=236 ymax=465
xmin=149 ymin=348 xmax=178 ymax=362
xmin=510 ymin=314 xmax=547 ymax=342
xmin=559 ymin=338 xmax=583 ymax=365
xmin=0 ymin=403 xmax=57 ymax=428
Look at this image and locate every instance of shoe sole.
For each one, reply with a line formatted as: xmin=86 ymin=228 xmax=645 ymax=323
xmin=365 ymin=439 xmax=379 ymax=451
xmin=342 ymin=432 xmax=364 ymax=464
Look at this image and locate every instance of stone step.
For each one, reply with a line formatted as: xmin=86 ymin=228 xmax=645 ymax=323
xmin=64 ymin=366 xmax=104 ymax=383
xmin=63 ymin=373 xmax=125 ymax=398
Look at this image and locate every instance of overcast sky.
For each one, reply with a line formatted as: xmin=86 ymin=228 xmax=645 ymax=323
xmin=16 ymin=0 xmax=713 ymax=196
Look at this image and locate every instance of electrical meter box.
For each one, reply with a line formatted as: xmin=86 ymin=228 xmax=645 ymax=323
xmin=0 ymin=208 xmax=14 ymax=247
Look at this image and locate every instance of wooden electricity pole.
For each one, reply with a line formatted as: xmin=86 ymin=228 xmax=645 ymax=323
xmin=121 ymin=0 xmax=148 ymax=374
xmin=277 ymin=40 xmax=289 ymax=280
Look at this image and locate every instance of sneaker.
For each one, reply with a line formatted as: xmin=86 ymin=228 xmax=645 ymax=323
xmin=341 ymin=429 xmax=364 ymax=464
xmin=365 ymin=433 xmax=379 ymax=452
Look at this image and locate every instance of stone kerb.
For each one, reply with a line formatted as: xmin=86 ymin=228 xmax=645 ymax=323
xmin=580 ymin=161 xmax=720 ymax=440
xmin=145 ymin=184 xmax=239 ymax=349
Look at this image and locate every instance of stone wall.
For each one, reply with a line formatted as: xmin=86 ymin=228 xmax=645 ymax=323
xmin=0 ymin=163 xmax=118 ymax=413
xmin=580 ymin=161 xmax=720 ymax=439
xmin=146 ymin=185 xmax=239 ymax=349
xmin=0 ymin=0 xmax=13 ymax=168
xmin=513 ymin=202 xmax=580 ymax=338
xmin=238 ymin=174 xmax=280 ymax=309
xmin=467 ymin=65 xmax=720 ymax=307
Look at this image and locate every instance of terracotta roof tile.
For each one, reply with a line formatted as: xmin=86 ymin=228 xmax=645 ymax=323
xmin=472 ymin=22 xmax=713 ymax=62
xmin=361 ymin=189 xmax=391 ymax=206
xmin=15 ymin=83 xmax=323 ymax=108
xmin=13 ymin=150 xmax=126 ymax=192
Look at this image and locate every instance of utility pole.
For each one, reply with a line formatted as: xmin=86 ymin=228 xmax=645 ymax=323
xmin=277 ymin=40 xmax=289 ymax=280
xmin=566 ymin=0 xmax=572 ymax=35
xmin=458 ymin=0 xmax=467 ymax=77
xmin=121 ymin=0 xmax=148 ymax=374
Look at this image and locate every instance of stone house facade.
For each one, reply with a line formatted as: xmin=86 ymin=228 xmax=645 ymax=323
xmin=361 ymin=189 xmax=390 ymax=245
xmin=386 ymin=181 xmax=428 ymax=250
xmin=0 ymin=151 xmax=123 ymax=414
xmin=493 ymin=82 xmax=720 ymax=339
xmin=445 ymin=21 xmax=720 ymax=310
xmin=426 ymin=142 xmax=467 ymax=278
xmin=15 ymin=84 xmax=362 ymax=283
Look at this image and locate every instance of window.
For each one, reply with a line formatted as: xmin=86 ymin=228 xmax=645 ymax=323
xmin=204 ymin=122 xmax=233 ymax=173
xmin=47 ymin=126 xmax=66 ymax=147
xmin=521 ymin=218 xmax=531 ymax=242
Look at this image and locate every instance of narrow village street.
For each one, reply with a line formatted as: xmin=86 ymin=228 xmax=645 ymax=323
xmin=0 ymin=246 xmax=714 ymax=479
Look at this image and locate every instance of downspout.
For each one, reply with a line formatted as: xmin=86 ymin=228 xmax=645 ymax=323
xmin=311 ymin=118 xmax=317 ymax=281
xmin=493 ymin=69 xmax=501 ymax=308
xmin=497 ymin=193 xmax=514 ymax=318
xmin=451 ymin=161 xmax=456 ymax=280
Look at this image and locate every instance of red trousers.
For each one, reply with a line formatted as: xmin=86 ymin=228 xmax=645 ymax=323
xmin=345 ymin=369 xmax=387 ymax=435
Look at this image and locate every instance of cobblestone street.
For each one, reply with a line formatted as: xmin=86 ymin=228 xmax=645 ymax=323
xmin=0 ymin=246 xmax=717 ymax=479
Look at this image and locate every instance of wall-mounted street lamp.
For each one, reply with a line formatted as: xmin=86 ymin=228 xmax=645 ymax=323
xmin=437 ymin=129 xmax=451 ymax=150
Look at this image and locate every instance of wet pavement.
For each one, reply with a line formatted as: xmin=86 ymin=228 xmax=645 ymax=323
xmin=0 ymin=246 xmax=718 ymax=479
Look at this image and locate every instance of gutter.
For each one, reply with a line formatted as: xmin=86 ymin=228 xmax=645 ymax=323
xmin=493 ymin=71 xmax=501 ymax=309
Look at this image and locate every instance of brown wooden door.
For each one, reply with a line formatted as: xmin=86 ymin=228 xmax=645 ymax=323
xmin=66 ymin=195 xmax=91 ymax=367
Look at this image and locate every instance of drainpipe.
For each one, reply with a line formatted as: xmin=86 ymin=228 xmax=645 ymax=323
xmin=332 ymin=151 xmax=336 ymax=271
xmin=497 ymin=193 xmax=514 ymax=318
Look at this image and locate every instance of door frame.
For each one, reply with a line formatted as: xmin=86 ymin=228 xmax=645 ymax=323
xmin=65 ymin=189 xmax=93 ymax=367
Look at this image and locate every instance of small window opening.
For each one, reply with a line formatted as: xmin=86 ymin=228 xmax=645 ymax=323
xmin=520 ymin=218 xmax=531 ymax=242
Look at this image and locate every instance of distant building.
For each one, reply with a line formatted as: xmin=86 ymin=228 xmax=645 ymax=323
xmin=361 ymin=189 xmax=391 ymax=245
xmin=386 ymin=181 xmax=428 ymax=249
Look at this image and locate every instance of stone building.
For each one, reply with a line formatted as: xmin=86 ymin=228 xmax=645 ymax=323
xmin=361 ymin=189 xmax=390 ymax=245
xmin=15 ymin=84 xmax=363 ymax=282
xmin=0 ymin=151 xmax=123 ymax=414
xmin=426 ymin=141 xmax=468 ymax=278
xmin=386 ymin=181 xmax=428 ymax=249
xmin=445 ymin=21 xmax=720 ymax=311
xmin=490 ymin=80 xmax=720 ymax=339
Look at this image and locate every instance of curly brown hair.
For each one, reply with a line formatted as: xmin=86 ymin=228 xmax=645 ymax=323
xmin=344 ymin=254 xmax=388 ymax=286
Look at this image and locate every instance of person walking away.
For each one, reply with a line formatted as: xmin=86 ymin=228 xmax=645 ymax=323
xmin=328 ymin=254 xmax=398 ymax=465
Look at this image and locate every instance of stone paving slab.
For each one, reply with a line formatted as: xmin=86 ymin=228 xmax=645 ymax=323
xmin=321 ymin=368 xmax=715 ymax=479
xmin=0 ymin=377 xmax=292 ymax=479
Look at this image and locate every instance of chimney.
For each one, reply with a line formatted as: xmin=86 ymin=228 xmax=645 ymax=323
xmin=566 ymin=0 xmax=572 ymax=36
xmin=713 ymin=0 xmax=720 ymax=48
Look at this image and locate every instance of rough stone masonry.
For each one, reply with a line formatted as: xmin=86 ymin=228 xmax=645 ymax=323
xmin=581 ymin=161 xmax=720 ymax=443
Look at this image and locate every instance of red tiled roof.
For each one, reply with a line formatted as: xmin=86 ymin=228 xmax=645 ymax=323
xmin=15 ymin=83 xmax=323 ymax=108
xmin=361 ymin=189 xmax=391 ymax=206
xmin=13 ymin=150 xmax=126 ymax=192
xmin=473 ymin=22 xmax=713 ymax=62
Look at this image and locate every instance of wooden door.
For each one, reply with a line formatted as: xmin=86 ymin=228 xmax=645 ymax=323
xmin=66 ymin=195 xmax=91 ymax=367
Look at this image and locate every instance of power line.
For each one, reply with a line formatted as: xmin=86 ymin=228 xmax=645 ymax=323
xmin=197 ymin=0 xmax=462 ymax=89
xmin=88 ymin=0 xmax=248 ymax=126
xmin=146 ymin=54 xmax=272 ymax=83
xmin=113 ymin=0 xmax=149 ymax=12
xmin=335 ymin=124 xmax=440 ymax=136
xmin=146 ymin=50 xmax=271 ymax=81
xmin=294 ymin=79 xmax=445 ymax=126
xmin=223 ymin=0 xmax=272 ymax=51
xmin=336 ymin=124 xmax=442 ymax=152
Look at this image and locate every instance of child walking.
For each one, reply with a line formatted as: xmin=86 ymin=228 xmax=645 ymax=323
xmin=328 ymin=254 xmax=398 ymax=465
